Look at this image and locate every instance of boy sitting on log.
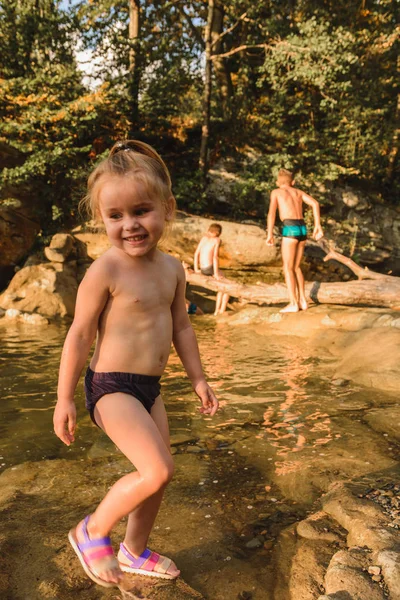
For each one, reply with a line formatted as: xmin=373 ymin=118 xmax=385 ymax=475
xmin=194 ymin=223 xmax=230 ymax=315
xmin=266 ymin=169 xmax=324 ymax=313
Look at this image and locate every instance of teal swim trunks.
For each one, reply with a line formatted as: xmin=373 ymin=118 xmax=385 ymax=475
xmin=282 ymin=219 xmax=307 ymax=241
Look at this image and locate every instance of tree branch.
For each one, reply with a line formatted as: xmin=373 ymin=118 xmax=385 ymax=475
xmin=211 ymin=43 xmax=267 ymax=60
xmin=179 ymin=6 xmax=205 ymax=49
xmin=210 ymin=11 xmax=247 ymax=48
xmin=317 ymin=238 xmax=393 ymax=281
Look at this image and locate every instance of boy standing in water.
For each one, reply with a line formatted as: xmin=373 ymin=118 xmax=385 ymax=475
xmin=266 ymin=169 xmax=323 ymax=313
xmin=194 ymin=223 xmax=230 ymax=315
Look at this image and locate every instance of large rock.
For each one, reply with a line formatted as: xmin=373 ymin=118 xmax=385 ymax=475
xmin=0 ymin=261 xmax=77 ymax=318
xmin=0 ymin=233 xmax=92 ymax=320
xmin=322 ymin=483 xmax=400 ymax=599
xmin=164 ymin=211 xmax=278 ymax=268
xmin=0 ymin=203 xmax=40 ymax=288
xmin=0 ymin=143 xmax=41 ymax=289
xmin=44 ymin=233 xmax=75 ymax=262
xmin=273 ymin=483 xmax=400 ymax=600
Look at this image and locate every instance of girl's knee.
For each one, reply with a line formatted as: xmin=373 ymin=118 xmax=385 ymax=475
xmin=145 ymin=457 xmax=174 ymax=493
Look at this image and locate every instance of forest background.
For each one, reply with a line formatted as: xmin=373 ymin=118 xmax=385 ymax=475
xmin=0 ymin=0 xmax=398 ymax=240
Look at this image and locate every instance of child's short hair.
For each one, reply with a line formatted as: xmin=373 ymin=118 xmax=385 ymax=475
xmin=80 ymin=140 xmax=176 ymax=221
xmin=277 ymin=168 xmax=294 ymax=186
xmin=208 ymin=223 xmax=222 ymax=236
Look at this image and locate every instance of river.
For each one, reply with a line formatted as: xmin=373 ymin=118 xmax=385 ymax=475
xmin=0 ymin=317 xmax=398 ymax=599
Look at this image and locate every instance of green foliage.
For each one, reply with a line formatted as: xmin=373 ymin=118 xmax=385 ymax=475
xmin=0 ymin=0 xmax=130 ymax=232
xmin=0 ymin=0 xmax=398 ymax=242
xmin=173 ymin=169 xmax=208 ymax=214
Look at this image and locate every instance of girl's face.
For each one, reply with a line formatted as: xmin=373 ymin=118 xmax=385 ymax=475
xmin=98 ymin=175 xmax=172 ymax=258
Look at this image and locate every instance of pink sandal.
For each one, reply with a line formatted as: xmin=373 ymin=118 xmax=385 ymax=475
xmin=118 ymin=542 xmax=180 ymax=580
xmin=68 ymin=516 xmax=122 ymax=588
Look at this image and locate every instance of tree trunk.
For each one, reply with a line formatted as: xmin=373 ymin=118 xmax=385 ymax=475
xmin=184 ymin=240 xmax=400 ymax=309
xmin=128 ymin=0 xmax=141 ymax=134
xmin=385 ymin=54 xmax=400 ymax=184
xmin=211 ymin=3 xmax=233 ymax=108
xmin=184 ymin=269 xmax=400 ymax=309
xmin=199 ymin=0 xmax=214 ymax=180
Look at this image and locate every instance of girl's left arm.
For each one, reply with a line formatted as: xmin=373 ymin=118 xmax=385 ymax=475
xmin=171 ymin=262 xmax=219 ymax=416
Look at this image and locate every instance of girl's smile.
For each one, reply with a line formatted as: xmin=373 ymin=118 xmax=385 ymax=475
xmin=98 ymin=176 xmax=167 ymax=257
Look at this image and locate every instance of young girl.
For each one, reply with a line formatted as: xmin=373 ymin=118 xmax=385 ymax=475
xmin=53 ymin=140 xmax=219 ymax=588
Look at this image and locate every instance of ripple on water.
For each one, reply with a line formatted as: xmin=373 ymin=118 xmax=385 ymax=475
xmin=0 ymin=320 xmax=398 ymax=498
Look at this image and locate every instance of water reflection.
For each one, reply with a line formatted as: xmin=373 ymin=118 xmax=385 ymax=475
xmin=259 ymin=344 xmax=334 ymax=477
xmin=1 ymin=318 xmax=399 ymax=600
xmin=0 ymin=318 xmax=397 ymax=484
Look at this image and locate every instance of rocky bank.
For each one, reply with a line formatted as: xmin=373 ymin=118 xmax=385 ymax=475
xmin=1 ymin=214 xmax=400 ymax=599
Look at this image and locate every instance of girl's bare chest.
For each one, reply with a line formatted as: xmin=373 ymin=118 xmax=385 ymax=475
xmin=112 ymin=277 xmax=176 ymax=310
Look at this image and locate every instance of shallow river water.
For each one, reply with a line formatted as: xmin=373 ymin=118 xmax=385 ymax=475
xmin=1 ymin=317 xmax=399 ymax=599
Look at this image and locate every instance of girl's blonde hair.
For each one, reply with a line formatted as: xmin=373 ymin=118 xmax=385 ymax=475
xmin=80 ymin=140 xmax=176 ymax=221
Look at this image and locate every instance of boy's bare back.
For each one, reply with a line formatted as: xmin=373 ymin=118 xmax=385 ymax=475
xmin=271 ymin=185 xmax=308 ymax=221
xmin=266 ymin=174 xmax=323 ymax=245
xmin=77 ymin=246 xmax=184 ymax=375
xmin=196 ymin=235 xmax=220 ymax=269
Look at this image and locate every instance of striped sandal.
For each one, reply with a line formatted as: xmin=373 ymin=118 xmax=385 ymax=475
xmin=118 ymin=542 xmax=180 ymax=580
xmin=68 ymin=515 xmax=123 ymax=588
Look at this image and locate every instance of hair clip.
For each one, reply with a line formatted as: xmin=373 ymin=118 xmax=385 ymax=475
xmin=112 ymin=142 xmax=132 ymax=154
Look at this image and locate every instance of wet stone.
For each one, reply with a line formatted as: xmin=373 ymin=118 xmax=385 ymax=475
xmin=263 ymin=540 xmax=274 ymax=550
xmin=245 ymin=536 xmax=263 ymax=549
xmin=296 ymin=511 xmax=345 ymax=543
xmin=185 ymin=445 xmax=204 ymax=454
xmin=170 ymin=433 xmax=197 ymax=446
xmin=332 ymin=378 xmax=350 ymax=387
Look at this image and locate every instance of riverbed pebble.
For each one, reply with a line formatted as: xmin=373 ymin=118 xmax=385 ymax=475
xmin=360 ymin=483 xmax=400 ymax=528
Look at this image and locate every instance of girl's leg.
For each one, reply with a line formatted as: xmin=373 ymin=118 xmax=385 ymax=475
xmin=294 ymin=241 xmax=307 ymax=309
xmin=119 ymin=396 xmax=179 ymax=577
xmin=123 ymin=396 xmax=171 ymax=554
xmin=75 ymin=392 xmax=174 ymax=584
xmin=280 ymin=238 xmax=300 ymax=312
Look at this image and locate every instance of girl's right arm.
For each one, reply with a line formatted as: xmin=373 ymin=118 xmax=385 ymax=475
xmin=53 ymin=260 xmax=111 ymax=446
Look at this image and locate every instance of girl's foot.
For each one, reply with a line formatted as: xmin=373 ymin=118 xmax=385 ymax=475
xmin=68 ymin=516 xmax=123 ymax=588
xmin=118 ymin=542 xmax=180 ymax=580
xmin=280 ymin=303 xmax=299 ymax=313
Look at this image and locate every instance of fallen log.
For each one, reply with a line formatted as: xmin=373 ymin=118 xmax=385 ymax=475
xmin=184 ymin=239 xmax=400 ymax=309
xmin=185 ymin=269 xmax=400 ymax=309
